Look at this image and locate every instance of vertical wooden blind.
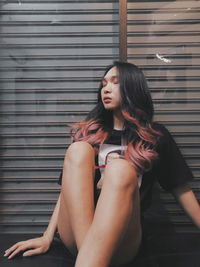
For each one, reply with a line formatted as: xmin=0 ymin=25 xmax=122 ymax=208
xmin=0 ymin=0 xmax=119 ymax=233
xmin=127 ymin=0 xmax=200 ymax=232
xmin=0 ymin=0 xmax=199 ymax=234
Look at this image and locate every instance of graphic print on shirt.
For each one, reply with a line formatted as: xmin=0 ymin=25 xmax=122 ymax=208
xmin=97 ymin=143 xmax=142 ymax=189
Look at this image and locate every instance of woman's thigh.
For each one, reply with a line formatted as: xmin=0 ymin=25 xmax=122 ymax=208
xmin=57 ymin=141 xmax=95 ymax=256
xmin=57 ymin=192 xmax=78 ymax=256
xmin=97 ymin=159 xmax=142 ymax=266
xmin=110 ymin=187 xmax=142 ymax=266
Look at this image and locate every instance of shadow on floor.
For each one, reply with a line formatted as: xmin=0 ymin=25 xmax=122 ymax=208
xmin=1 ymin=231 xmax=200 ymax=267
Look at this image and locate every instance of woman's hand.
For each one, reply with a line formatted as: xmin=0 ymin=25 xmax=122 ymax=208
xmin=97 ymin=174 xmax=104 ymax=189
xmin=4 ymin=235 xmax=52 ymax=259
xmin=4 ymin=194 xmax=61 ymax=260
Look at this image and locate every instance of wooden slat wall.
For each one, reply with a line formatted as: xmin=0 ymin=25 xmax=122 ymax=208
xmin=0 ymin=0 xmax=119 ymax=233
xmin=127 ymin=0 xmax=200 ymax=232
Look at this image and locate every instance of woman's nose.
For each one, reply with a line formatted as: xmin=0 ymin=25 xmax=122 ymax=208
xmin=103 ymin=83 xmax=112 ymax=93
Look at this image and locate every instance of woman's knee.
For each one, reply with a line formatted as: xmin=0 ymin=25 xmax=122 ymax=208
xmin=104 ymin=159 xmax=138 ymax=190
xmin=64 ymin=141 xmax=95 ymax=166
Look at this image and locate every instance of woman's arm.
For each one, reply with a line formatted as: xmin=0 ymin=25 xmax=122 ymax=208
xmin=4 ymin=194 xmax=61 ymax=259
xmin=43 ymin=193 xmax=61 ymax=242
xmin=172 ymin=184 xmax=200 ymax=228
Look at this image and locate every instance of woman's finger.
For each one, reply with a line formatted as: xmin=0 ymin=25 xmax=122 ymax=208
xmin=23 ymin=248 xmax=42 ymax=257
xmin=4 ymin=237 xmax=47 ymax=259
xmin=4 ymin=242 xmax=24 ymax=257
xmin=7 ymin=245 xmax=27 ymax=259
xmin=5 ymin=239 xmax=38 ymax=257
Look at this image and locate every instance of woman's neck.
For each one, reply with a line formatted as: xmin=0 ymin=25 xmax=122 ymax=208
xmin=113 ymin=110 xmax=124 ymax=130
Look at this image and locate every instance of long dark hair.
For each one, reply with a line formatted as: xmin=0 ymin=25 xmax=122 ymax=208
xmin=72 ymin=61 xmax=162 ymax=175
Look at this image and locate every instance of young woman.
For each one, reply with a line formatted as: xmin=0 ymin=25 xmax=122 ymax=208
xmin=4 ymin=61 xmax=200 ymax=267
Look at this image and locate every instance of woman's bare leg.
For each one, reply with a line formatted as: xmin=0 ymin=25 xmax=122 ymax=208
xmin=57 ymin=142 xmax=141 ymax=266
xmin=75 ymin=158 xmax=142 ymax=267
xmin=57 ymin=141 xmax=95 ymax=254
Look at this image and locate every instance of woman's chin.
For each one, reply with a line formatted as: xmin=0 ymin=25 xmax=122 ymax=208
xmin=103 ymin=104 xmax=115 ymax=110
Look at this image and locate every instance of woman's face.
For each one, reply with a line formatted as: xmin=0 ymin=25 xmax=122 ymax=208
xmin=101 ymin=66 xmax=121 ymax=111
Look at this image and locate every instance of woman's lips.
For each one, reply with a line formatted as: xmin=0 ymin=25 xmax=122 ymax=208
xmin=103 ymin=97 xmax=112 ymax=103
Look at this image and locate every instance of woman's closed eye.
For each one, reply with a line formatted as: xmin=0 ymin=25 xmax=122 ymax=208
xmin=111 ymin=76 xmax=119 ymax=84
xmin=102 ymin=79 xmax=107 ymax=87
xmin=101 ymin=76 xmax=119 ymax=87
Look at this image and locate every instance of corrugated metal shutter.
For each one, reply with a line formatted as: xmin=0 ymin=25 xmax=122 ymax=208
xmin=0 ymin=0 xmax=119 ymax=233
xmin=127 ymin=0 xmax=200 ymax=232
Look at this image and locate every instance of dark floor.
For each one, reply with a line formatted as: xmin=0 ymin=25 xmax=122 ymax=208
xmin=1 ymin=232 xmax=200 ymax=267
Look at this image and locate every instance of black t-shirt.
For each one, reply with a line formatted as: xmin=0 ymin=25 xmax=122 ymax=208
xmin=59 ymin=122 xmax=194 ymax=212
xmin=138 ymin=122 xmax=193 ymax=211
